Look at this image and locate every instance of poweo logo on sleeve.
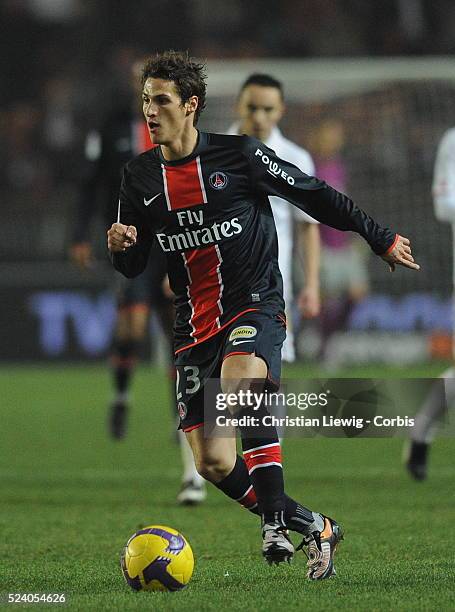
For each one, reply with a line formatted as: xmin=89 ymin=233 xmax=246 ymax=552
xmin=255 ymin=148 xmax=295 ymax=185
xmin=229 ymin=326 xmax=257 ymax=341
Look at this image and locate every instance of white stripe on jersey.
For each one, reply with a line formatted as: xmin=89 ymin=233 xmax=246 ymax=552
xmin=214 ymin=244 xmax=224 ymax=327
xmin=196 ymin=155 xmax=208 ymax=203
xmin=161 ymin=164 xmax=172 ymax=211
xmin=181 ymin=252 xmax=197 ymax=339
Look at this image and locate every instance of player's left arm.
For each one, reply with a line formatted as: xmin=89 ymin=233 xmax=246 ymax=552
xmin=246 ymin=139 xmax=419 ymax=271
xmin=297 ymin=221 xmax=320 ymax=318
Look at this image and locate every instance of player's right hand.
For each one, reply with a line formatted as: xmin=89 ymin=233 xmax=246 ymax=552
xmin=380 ymin=234 xmax=420 ymax=272
xmin=69 ymin=242 xmax=93 ymax=269
xmin=107 ymin=223 xmax=137 ymax=253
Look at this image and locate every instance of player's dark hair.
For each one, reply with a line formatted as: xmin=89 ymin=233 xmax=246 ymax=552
xmin=239 ymin=73 xmax=284 ymax=99
xmin=141 ymin=50 xmax=207 ymax=124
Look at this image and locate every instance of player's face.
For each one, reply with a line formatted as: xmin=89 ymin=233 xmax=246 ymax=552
xmin=142 ymin=77 xmax=197 ymax=145
xmin=237 ymin=85 xmax=284 ymax=141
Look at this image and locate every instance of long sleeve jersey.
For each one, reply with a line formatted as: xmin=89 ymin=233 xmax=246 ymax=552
xmin=113 ymin=131 xmax=395 ymax=353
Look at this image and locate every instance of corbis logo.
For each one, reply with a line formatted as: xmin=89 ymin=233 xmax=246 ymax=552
xmin=209 ymin=171 xmax=228 ymax=190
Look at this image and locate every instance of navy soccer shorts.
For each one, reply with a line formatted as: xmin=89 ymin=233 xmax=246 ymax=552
xmin=175 ymin=310 xmax=286 ymax=432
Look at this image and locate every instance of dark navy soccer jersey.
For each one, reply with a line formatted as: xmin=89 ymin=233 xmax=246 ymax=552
xmin=112 ymin=131 xmax=396 ymax=354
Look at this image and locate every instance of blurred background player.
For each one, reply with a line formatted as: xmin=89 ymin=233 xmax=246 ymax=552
xmin=404 ymin=127 xmax=455 ymax=479
xmin=229 ymin=74 xmax=321 ymax=365
xmin=309 ymin=119 xmax=370 ymax=363
xmin=69 ymin=57 xmax=205 ymax=504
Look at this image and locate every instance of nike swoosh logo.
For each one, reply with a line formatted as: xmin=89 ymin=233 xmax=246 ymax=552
xmin=232 ymin=339 xmax=255 ymax=345
xmin=144 ymin=193 xmax=161 ymax=206
xmin=250 ymin=453 xmax=266 ymax=459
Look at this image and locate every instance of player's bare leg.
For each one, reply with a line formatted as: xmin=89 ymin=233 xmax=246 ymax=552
xmin=185 ymin=427 xmax=237 ymax=483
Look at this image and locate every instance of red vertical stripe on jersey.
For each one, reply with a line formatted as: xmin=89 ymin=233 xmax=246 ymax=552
xmin=162 ymin=156 xmax=207 ymax=210
xmin=183 ymin=245 xmax=223 ymax=340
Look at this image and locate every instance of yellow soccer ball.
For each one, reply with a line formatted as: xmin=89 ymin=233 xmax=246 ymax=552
xmin=121 ymin=525 xmax=194 ymax=592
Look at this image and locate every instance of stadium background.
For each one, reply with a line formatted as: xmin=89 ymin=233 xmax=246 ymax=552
xmin=1 ymin=2 xmax=454 ymax=610
xmin=2 ymin=0 xmax=455 ymax=363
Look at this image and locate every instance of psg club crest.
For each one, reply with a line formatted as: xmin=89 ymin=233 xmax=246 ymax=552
xmin=178 ymin=402 xmax=187 ymax=420
xmin=209 ymin=171 xmax=228 ymax=190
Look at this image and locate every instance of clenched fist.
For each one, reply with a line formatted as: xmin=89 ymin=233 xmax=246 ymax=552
xmin=107 ymin=223 xmax=137 ymax=253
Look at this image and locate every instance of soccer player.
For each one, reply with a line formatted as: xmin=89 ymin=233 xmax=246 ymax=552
xmin=107 ymin=51 xmax=419 ymax=578
xmin=70 ymin=58 xmax=205 ymax=504
xmin=404 ymin=127 xmax=455 ymax=479
xmin=229 ymin=73 xmax=321 ymax=362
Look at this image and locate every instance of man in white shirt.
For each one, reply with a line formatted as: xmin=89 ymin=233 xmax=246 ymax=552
xmin=405 ymin=128 xmax=455 ymax=479
xmin=229 ymin=73 xmax=320 ymax=363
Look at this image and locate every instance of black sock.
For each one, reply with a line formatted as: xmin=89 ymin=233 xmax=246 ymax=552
xmin=216 ymin=454 xmax=322 ymax=534
xmin=111 ymin=339 xmax=139 ymax=397
xmin=214 ymin=455 xmax=259 ymax=511
xmin=241 ymin=435 xmax=285 ymax=526
xmin=283 ymin=495 xmax=324 ymax=535
xmin=235 ymin=396 xmax=286 ymax=526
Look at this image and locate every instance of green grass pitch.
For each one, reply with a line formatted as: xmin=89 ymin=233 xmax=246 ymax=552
xmin=0 ymin=363 xmax=453 ymax=611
